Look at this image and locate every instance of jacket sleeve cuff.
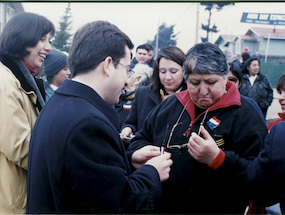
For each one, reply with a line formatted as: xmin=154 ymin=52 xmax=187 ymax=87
xmin=208 ymin=149 xmax=225 ymax=170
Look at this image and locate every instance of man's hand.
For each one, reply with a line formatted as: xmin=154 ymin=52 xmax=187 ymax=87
xmin=131 ymin=145 xmax=173 ymax=181
xmin=131 ymin=145 xmax=161 ymax=169
xmin=146 ymin=153 xmax=173 ymax=182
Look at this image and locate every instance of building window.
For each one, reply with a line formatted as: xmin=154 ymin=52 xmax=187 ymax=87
xmin=6 ymin=6 xmax=14 ymax=22
xmin=0 ymin=4 xmax=15 ymax=33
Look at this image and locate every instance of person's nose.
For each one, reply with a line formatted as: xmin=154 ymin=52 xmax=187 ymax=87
xmin=165 ymin=72 xmax=172 ymax=80
xmin=199 ymin=83 xmax=209 ymax=96
xmin=45 ymin=41 xmax=52 ymax=52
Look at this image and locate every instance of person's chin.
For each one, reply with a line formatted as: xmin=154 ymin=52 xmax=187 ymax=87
xmin=35 ymin=62 xmax=43 ymax=69
xmin=197 ymin=100 xmax=212 ymax=109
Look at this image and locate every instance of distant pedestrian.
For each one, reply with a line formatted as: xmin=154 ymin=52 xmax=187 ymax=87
xmin=227 ymin=61 xmax=265 ymax=123
xmin=43 ymin=48 xmax=70 ymax=102
xmin=144 ymin=43 xmax=155 ymax=68
xmin=239 ymin=57 xmax=273 ymax=118
xmin=241 ymin=52 xmax=250 ymax=71
xmin=130 ymin=44 xmax=148 ymax=69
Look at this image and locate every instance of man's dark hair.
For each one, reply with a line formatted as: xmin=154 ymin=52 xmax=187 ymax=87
xmin=144 ymin=43 xmax=153 ymax=52
xmin=229 ymin=61 xmax=242 ymax=83
xmin=0 ymin=12 xmax=55 ymax=60
xmin=241 ymin=52 xmax=250 ymax=63
xmin=135 ymin=44 xmax=147 ymax=52
xmin=68 ymin=20 xmax=134 ymax=78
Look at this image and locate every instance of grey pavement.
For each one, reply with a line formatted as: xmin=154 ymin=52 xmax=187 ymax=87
xmin=266 ymin=88 xmax=281 ymax=121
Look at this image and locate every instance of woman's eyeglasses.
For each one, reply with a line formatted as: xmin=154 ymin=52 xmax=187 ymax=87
xmin=161 ymin=100 xmax=210 ymax=152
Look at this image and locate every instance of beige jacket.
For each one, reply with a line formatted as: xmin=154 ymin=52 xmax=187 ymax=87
xmin=0 ymin=61 xmax=39 ymax=213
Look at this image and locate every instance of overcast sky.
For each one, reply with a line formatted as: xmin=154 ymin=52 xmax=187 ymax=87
xmin=22 ymin=2 xmax=285 ymax=53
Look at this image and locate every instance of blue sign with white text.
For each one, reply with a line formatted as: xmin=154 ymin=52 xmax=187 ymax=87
xmin=241 ymin=12 xmax=285 ymax=26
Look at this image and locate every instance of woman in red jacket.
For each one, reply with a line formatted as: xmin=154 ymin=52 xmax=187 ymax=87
xmin=128 ymin=42 xmax=267 ymax=214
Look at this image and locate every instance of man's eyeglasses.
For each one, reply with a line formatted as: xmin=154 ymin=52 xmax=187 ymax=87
xmin=116 ymin=61 xmax=135 ymax=78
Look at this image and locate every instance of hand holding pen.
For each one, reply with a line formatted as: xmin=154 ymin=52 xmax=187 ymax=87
xmin=160 ymin=125 xmax=169 ymax=155
xmin=160 ymin=143 xmax=166 ymax=155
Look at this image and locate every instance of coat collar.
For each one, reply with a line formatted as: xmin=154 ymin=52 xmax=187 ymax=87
xmin=56 ymin=79 xmax=120 ymax=130
xmin=278 ymin=112 xmax=285 ymax=120
xmin=1 ymin=55 xmax=45 ymax=111
xmin=1 ymin=56 xmax=34 ymax=92
xmin=148 ymin=86 xmax=160 ymax=106
xmin=176 ymin=81 xmax=241 ymax=121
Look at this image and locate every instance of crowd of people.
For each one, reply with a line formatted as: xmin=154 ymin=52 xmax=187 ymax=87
xmin=0 ymin=11 xmax=285 ymax=214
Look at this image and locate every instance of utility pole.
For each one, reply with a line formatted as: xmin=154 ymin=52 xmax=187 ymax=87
xmin=195 ymin=3 xmax=199 ymax=44
xmin=265 ymin=33 xmax=270 ymax=63
xmin=155 ymin=19 xmax=160 ymax=58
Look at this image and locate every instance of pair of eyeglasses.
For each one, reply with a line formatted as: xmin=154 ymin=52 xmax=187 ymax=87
xmin=161 ymin=100 xmax=210 ymax=151
xmin=160 ymin=99 xmax=191 ymax=152
xmin=116 ymin=62 xmax=135 ymax=78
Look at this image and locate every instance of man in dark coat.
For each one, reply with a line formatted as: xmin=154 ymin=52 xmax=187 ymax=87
xmin=26 ymin=20 xmax=172 ymax=214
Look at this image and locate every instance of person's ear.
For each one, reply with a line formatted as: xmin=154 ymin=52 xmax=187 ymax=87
xmin=238 ymin=81 xmax=242 ymax=88
xmin=134 ymin=76 xmax=142 ymax=86
xmin=103 ymin=56 xmax=113 ymax=77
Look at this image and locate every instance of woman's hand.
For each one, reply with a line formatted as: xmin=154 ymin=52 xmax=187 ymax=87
xmin=188 ymin=126 xmax=220 ymax=165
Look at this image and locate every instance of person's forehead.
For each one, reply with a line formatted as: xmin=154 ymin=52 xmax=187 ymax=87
xmin=137 ymin=48 xmax=147 ymax=54
xmin=189 ymin=73 xmax=223 ymax=80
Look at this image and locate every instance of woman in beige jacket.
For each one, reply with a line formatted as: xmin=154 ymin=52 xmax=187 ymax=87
xmin=0 ymin=12 xmax=55 ymax=213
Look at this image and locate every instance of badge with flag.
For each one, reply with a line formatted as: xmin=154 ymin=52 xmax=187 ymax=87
xmin=123 ymin=101 xmax=132 ymax=110
xmin=207 ymin=116 xmax=221 ymax=130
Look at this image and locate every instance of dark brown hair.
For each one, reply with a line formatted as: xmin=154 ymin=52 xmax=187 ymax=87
xmin=151 ymin=46 xmax=186 ymax=93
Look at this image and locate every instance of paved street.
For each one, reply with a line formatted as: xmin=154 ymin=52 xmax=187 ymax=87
xmin=266 ymin=88 xmax=281 ymax=122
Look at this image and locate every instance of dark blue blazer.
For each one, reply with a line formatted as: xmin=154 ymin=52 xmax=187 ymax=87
xmin=122 ymin=86 xmax=160 ymax=133
xmin=247 ymin=121 xmax=285 ymax=213
xmin=27 ymin=80 xmax=161 ymax=213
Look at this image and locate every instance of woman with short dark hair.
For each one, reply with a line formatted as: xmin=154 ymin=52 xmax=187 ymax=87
xmin=128 ymin=42 xmax=267 ymax=214
xmin=0 ymin=12 xmax=55 ymax=213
